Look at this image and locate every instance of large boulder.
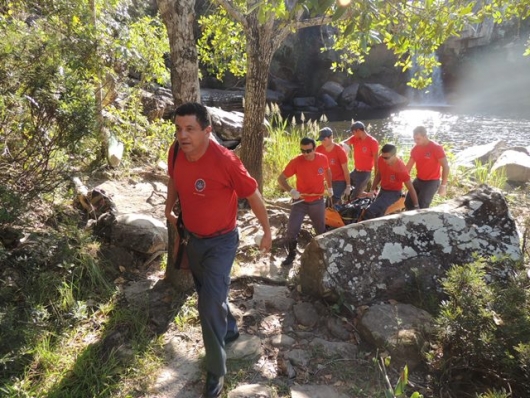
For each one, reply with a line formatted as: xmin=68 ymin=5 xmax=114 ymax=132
xmin=338 ymin=83 xmax=360 ymax=108
xmin=453 ymin=140 xmax=507 ymax=169
xmin=491 ymin=149 xmax=530 ymax=183
xmin=206 ymin=106 xmax=244 ymax=141
xmin=319 ymin=81 xmax=344 ymax=101
xmin=356 ymin=83 xmax=409 ymax=109
xmin=299 ymin=186 xmax=521 ymax=306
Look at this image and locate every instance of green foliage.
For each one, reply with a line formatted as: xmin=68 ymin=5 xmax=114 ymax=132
xmin=0 ymin=0 xmax=172 ymax=211
xmin=104 ymin=88 xmax=175 ymax=166
xmin=375 ymin=356 xmax=423 ymax=398
xmin=431 ymin=257 xmax=530 ymax=396
xmin=198 ymin=7 xmax=246 ymax=80
xmin=456 ymin=159 xmax=508 ymax=189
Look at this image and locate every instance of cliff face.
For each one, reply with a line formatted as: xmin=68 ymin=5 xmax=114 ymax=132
xmin=203 ymin=19 xmax=529 ymax=115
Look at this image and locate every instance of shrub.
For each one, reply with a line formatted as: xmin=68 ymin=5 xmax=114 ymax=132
xmin=431 ymin=257 xmax=530 ymax=396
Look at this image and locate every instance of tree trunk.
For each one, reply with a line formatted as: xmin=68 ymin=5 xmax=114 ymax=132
xmin=240 ymin=21 xmax=275 ymax=191
xmin=157 ymin=0 xmax=201 ymax=106
xmin=157 ymin=0 xmax=200 ymax=289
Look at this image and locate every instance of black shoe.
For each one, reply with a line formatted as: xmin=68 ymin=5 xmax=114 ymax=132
xmin=224 ymin=331 xmax=240 ymax=344
xmin=204 ymin=372 xmax=224 ymax=398
xmin=281 ymin=255 xmax=295 ymax=266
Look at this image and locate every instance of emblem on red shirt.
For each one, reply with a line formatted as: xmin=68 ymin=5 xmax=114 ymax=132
xmin=195 ymin=179 xmax=206 ymax=192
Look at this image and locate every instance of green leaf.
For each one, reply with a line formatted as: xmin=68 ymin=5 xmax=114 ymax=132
xmin=332 ymin=5 xmax=347 ymax=22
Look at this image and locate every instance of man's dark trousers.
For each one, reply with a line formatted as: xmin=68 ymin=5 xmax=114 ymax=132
xmin=187 ymin=229 xmax=239 ymax=377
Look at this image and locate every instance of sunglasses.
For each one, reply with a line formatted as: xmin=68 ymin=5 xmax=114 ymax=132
xmin=381 ymin=154 xmax=393 ymax=160
xmin=300 ymin=148 xmax=314 ymax=154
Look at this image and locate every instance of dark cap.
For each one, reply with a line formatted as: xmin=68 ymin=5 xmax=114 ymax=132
xmin=350 ymin=121 xmax=365 ymax=131
xmin=317 ymin=127 xmax=333 ymax=141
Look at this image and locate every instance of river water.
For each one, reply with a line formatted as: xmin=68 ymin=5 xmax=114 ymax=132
xmin=326 ymin=106 xmax=530 ymax=154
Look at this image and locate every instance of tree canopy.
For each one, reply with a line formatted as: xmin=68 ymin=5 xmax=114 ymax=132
xmin=195 ymin=0 xmax=529 ymax=187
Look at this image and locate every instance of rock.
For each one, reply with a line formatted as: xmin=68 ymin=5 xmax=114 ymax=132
xmin=206 ymin=106 xmax=244 ymax=141
xmin=491 ymin=149 xmax=530 ymax=183
xmin=291 ymin=385 xmax=349 ymax=398
xmin=326 ymin=317 xmax=351 ymax=340
xmin=293 ymin=302 xmax=320 ymax=328
xmin=111 ymin=213 xmax=167 ymax=254
xmin=226 ymin=334 xmax=262 ymax=360
xmin=252 ymin=284 xmax=295 ymax=312
xmin=357 ymin=83 xmax=409 ymax=108
xmin=309 ymin=338 xmax=358 ymax=359
xmin=201 ymin=88 xmax=245 ymax=112
xmin=338 ymin=83 xmax=360 ymax=108
xmin=270 ymin=334 xmax=296 ymax=348
xmin=299 ymin=186 xmax=521 ymax=306
xmin=320 ymin=93 xmax=338 ymax=109
xmin=293 ymin=97 xmax=316 ymax=108
xmin=453 ymin=140 xmax=507 ymax=168
xmin=358 ymin=303 xmax=433 ymax=369
xmin=319 ymin=81 xmax=344 ymax=101
xmin=140 ymin=88 xmax=173 ymax=121
xmin=227 ymin=384 xmax=273 ymax=398
xmin=286 ymin=348 xmax=311 ymax=367
xmin=269 ymin=76 xmax=300 ymax=101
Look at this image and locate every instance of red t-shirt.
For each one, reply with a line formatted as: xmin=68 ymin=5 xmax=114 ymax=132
xmin=346 ymin=134 xmax=379 ymax=172
xmin=377 ymin=157 xmax=410 ymax=191
xmin=316 ymin=144 xmax=348 ymax=182
xmin=410 ymin=141 xmax=446 ymax=180
xmin=282 ymin=152 xmax=329 ymax=202
xmin=168 ymin=141 xmax=257 ymax=236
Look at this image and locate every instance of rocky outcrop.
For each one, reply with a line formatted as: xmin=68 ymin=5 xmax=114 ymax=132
xmin=299 ymin=186 xmax=521 ymax=305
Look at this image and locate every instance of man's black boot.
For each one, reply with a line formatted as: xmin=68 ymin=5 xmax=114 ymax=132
xmin=281 ymin=241 xmax=297 ymax=266
xmin=204 ymin=372 xmax=224 ymax=398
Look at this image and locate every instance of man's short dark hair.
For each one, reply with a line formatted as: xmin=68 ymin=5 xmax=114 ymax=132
xmin=350 ymin=121 xmax=365 ymax=131
xmin=300 ymin=137 xmax=316 ymax=148
xmin=174 ymin=102 xmax=211 ymax=129
xmin=413 ymin=126 xmax=427 ymax=136
xmin=381 ymin=143 xmax=397 ymax=155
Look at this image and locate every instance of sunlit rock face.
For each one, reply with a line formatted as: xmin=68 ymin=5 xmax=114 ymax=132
xmin=300 ymin=185 xmax=521 ymax=306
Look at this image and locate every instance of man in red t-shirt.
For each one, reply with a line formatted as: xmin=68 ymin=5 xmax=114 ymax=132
xmin=364 ymin=143 xmax=419 ymax=220
xmin=278 ymin=137 xmax=332 ymax=266
xmin=165 ymin=103 xmax=272 ymax=398
xmin=316 ymin=127 xmax=350 ymax=203
xmin=341 ymin=121 xmax=379 ymax=199
xmin=405 ymin=126 xmax=450 ymax=210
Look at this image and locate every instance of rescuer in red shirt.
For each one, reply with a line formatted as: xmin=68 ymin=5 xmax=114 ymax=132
xmin=364 ymin=143 xmax=419 ymax=220
xmin=165 ymin=103 xmax=271 ymax=398
xmin=341 ymin=121 xmax=379 ymax=199
xmin=404 ymin=125 xmax=450 ymax=209
xmin=278 ymin=137 xmax=332 ymax=266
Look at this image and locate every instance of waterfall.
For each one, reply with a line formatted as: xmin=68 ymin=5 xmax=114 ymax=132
xmin=407 ymin=54 xmax=446 ymax=106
